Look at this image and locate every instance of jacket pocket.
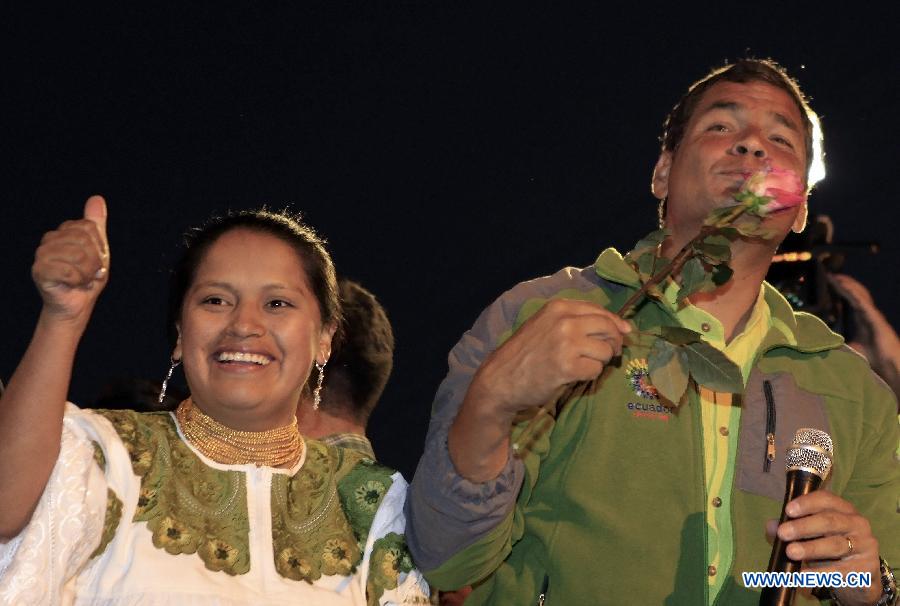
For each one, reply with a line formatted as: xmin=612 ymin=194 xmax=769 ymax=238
xmin=735 ymin=370 xmax=831 ymax=500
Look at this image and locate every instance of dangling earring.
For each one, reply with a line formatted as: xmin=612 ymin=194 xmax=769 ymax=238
xmin=159 ymin=358 xmax=181 ymax=404
xmin=312 ymin=361 xmax=326 ymax=410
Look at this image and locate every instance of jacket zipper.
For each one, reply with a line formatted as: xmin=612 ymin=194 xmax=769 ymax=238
xmin=763 ymin=379 xmax=776 ymax=472
xmin=537 ymin=574 xmax=549 ymax=605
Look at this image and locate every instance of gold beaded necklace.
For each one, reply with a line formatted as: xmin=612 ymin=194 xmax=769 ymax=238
xmin=175 ymin=398 xmax=304 ymax=468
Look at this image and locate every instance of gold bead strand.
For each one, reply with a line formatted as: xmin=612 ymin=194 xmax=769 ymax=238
xmin=175 ymin=399 xmax=304 ymax=468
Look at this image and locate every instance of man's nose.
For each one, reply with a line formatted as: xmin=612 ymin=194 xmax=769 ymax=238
xmin=731 ymin=137 xmax=766 ymax=158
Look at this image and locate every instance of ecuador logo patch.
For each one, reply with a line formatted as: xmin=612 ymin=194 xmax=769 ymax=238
xmin=626 ymin=359 xmax=658 ymax=401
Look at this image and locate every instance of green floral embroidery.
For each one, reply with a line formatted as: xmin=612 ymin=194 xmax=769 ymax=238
xmin=366 ymin=532 xmax=414 ymax=606
xmin=321 ymin=537 xmax=356 ymax=576
xmin=93 ymin=413 xmax=399 ymax=586
xmin=355 ymin=480 xmax=386 ymax=513
xmin=271 ymin=441 xmax=364 ymax=582
xmin=91 ymin=441 xmax=106 ymax=471
xmin=199 ymin=537 xmax=243 ymax=572
xmin=95 ymin=410 xmax=251 ymax=576
xmin=89 ymin=488 xmax=123 ymax=560
xmin=276 ymin=547 xmax=315 ymax=580
xmin=337 ymin=458 xmax=394 ymax=550
xmin=87 ymin=441 xmax=122 ymax=560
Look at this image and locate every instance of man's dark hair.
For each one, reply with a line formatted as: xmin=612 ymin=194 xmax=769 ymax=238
xmin=322 ymin=278 xmax=394 ymax=425
xmin=661 ymin=58 xmax=821 ymax=181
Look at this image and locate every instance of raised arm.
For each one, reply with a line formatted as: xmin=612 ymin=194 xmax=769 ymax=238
xmin=0 ymin=196 xmax=109 ymax=539
xmin=448 ymin=298 xmax=631 ymax=482
xmin=407 ymin=268 xmax=630 ymax=587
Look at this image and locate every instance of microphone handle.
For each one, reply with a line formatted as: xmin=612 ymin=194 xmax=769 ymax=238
xmin=759 ymin=469 xmax=824 ymax=606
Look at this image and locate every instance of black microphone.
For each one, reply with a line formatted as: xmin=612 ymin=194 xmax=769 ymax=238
xmin=759 ymin=428 xmax=834 ymax=606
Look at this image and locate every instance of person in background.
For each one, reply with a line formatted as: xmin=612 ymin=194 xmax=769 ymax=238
xmin=296 ymin=277 xmax=395 ymax=460
xmin=828 ymin=273 xmax=900 ymax=403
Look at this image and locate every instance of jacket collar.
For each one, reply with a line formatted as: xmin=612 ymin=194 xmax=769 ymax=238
xmin=593 ymin=247 xmax=844 ymax=355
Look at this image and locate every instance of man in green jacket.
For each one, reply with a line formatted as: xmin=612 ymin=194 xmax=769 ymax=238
xmin=407 ymin=59 xmax=899 ymax=605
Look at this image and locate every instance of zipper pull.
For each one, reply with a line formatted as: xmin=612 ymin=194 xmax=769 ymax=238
xmin=763 ymin=380 xmax=777 ymax=473
xmin=537 ymin=574 xmax=549 ymax=606
xmin=764 ymin=432 xmax=776 ymax=472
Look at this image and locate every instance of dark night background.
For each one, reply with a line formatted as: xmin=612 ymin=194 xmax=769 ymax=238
xmin=2 ymin=6 xmax=898 ymax=479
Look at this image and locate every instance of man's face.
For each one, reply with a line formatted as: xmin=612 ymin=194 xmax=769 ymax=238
xmin=653 ymin=80 xmax=809 ymax=233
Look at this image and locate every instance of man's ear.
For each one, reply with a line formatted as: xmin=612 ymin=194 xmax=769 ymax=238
xmin=791 ymin=200 xmax=809 ymax=234
xmin=652 ymin=151 xmax=672 ymax=200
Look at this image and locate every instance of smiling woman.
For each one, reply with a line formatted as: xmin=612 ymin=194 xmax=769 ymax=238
xmin=174 ymin=225 xmax=337 ymax=439
xmin=0 ymin=200 xmax=430 ymax=605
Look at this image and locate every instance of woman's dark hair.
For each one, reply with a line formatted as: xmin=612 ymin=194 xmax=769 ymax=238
xmin=166 ymin=208 xmax=341 ymax=347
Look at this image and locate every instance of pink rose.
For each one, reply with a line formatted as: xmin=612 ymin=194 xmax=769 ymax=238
xmin=742 ymin=166 xmax=805 ymax=214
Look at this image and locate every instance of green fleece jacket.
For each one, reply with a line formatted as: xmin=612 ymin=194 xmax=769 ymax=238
xmin=407 ymin=248 xmax=899 ymax=606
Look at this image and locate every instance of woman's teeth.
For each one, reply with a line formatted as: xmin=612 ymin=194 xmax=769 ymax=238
xmin=217 ymin=352 xmax=271 ymax=365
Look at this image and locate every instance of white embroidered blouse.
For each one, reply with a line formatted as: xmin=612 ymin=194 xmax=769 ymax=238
xmin=0 ymin=405 xmax=430 ymax=606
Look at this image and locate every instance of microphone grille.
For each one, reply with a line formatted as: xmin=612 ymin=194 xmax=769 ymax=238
xmin=785 ymin=428 xmax=833 ymax=478
xmin=792 ymin=428 xmax=833 ymax=453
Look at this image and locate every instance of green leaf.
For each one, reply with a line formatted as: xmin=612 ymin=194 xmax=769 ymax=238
xmin=740 ymin=193 xmax=774 ymax=216
xmin=692 ymin=262 xmax=732 ymax=294
xmin=731 ymin=214 xmax=773 ymax=238
xmin=648 ymin=339 xmax=689 ymax=404
xmin=634 ymin=250 xmax=658 ymax=282
xmin=734 ymin=221 xmax=776 ymax=239
xmin=695 ymin=234 xmax=732 ymax=265
xmin=683 ymin=341 xmax=743 ymax=392
xmin=703 ymin=204 xmax=745 ymax=227
xmin=630 ymin=228 xmax=669 ymax=258
xmin=659 ymin=325 xmax=703 ymax=345
xmin=677 ymin=257 xmax=708 ymax=301
xmin=652 ymin=256 xmax=672 ymax=274
xmin=716 ymin=227 xmax=741 ymax=241
xmin=645 ymin=283 xmax=666 ymax=301
xmin=702 ymin=234 xmax=732 ymax=248
xmin=703 ymin=206 xmax=735 ymax=226
xmin=711 ymin=263 xmax=733 ymax=286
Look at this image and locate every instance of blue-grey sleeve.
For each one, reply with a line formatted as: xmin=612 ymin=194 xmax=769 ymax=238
xmin=406 ymin=266 xmax=602 ymax=572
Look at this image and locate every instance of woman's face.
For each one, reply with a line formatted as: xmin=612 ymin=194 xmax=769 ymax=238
xmin=174 ymin=228 xmax=334 ymax=429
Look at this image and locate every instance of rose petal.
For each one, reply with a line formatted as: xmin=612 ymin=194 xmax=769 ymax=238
xmin=761 ymin=187 xmax=805 ymax=212
xmin=764 ymin=167 xmax=804 ymax=196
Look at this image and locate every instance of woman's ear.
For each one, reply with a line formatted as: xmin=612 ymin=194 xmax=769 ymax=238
xmin=173 ymin=325 xmax=183 ymax=362
xmin=318 ymin=323 xmax=338 ymax=365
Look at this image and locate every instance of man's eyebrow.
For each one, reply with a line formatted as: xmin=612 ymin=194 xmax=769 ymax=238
xmin=698 ymin=100 xmax=740 ymax=116
xmin=771 ymin=111 xmax=800 ymax=133
xmin=699 ymin=100 xmax=801 ymax=133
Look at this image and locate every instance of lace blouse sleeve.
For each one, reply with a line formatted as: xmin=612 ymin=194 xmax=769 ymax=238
xmin=0 ymin=405 xmax=108 ymax=605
